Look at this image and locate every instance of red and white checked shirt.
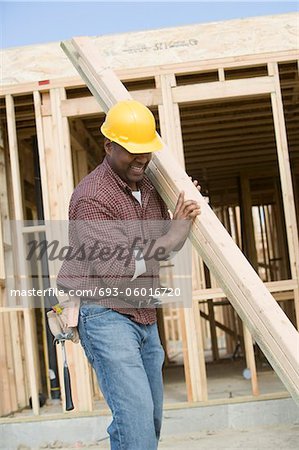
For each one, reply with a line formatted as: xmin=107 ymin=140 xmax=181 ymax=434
xmin=57 ymin=157 xmax=170 ymax=325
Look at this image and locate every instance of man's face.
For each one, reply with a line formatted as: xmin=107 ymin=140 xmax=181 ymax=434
xmin=104 ymin=139 xmax=152 ymax=190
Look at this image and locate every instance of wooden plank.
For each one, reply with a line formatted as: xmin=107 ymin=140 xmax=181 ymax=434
xmin=69 ymin=119 xmax=101 ymax=162
xmin=50 ymin=88 xmax=74 ymax=217
xmin=157 ymin=74 xmax=185 ymax=167
xmin=239 ymin=175 xmax=258 ymax=270
xmin=218 ymin=68 xmax=225 ymax=82
xmin=0 ymin=213 xmax=5 ymax=286
xmin=33 ymin=91 xmax=51 ymax=220
xmin=36 ymin=87 xmax=95 ymax=412
xmin=172 ymin=77 xmax=275 ymax=104
xmin=55 ymin=88 xmax=162 ymax=118
xmin=52 ymin=87 xmax=94 ymax=411
xmin=243 ymin=324 xmax=259 ymax=396
xmin=0 ymin=141 xmax=27 ymax=410
xmin=208 ymin=273 xmax=221 ymax=361
xmin=3 ymin=312 xmax=18 ymax=411
xmin=155 ymin=73 xmax=207 ymax=400
xmin=193 ymin=279 xmax=299 ymax=301
xmin=0 ymin=313 xmax=12 ymax=415
xmin=268 ymin=62 xmax=299 ymax=327
xmin=157 ymin=73 xmax=207 ymax=401
xmin=5 ymin=94 xmax=40 ymax=415
xmin=200 ymin=310 xmax=242 ymax=339
xmin=62 ymin=36 xmax=299 ymax=404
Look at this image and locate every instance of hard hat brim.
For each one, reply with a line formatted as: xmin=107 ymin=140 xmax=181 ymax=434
xmin=101 ymin=125 xmax=163 ymax=154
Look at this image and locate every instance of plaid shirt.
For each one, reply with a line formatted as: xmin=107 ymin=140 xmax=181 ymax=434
xmin=57 ymin=157 xmax=170 ymax=325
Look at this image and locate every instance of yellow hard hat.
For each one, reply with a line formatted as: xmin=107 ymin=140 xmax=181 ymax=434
xmin=101 ymin=100 xmax=163 ymax=154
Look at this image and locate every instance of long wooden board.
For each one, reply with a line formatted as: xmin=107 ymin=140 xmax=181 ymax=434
xmin=61 ymin=37 xmax=299 ymax=403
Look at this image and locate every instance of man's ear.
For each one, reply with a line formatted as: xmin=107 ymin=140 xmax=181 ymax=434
xmin=104 ymin=138 xmax=113 ymax=156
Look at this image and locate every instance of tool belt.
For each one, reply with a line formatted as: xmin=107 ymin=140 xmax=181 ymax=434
xmin=81 ymin=295 xmax=162 ymax=309
xmin=46 ymin=294 xmax=80 ymax=344
xmin=47 ymin=294 xmax=161 ymax=344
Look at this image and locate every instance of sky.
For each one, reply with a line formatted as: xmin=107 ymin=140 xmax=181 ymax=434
xmin=1 ymin=1 xmax=298 ymax=49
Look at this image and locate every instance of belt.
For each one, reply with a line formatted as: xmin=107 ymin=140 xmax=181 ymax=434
xmin=81 ymin=296 xmax=162 ymax=308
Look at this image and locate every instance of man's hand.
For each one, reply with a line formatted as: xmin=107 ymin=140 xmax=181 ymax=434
xmin=167 ymin=184 xmax=201 ymax=250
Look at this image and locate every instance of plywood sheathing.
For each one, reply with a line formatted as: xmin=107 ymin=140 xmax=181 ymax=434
xmin=1 ymin=13 xmax=298 ymax=87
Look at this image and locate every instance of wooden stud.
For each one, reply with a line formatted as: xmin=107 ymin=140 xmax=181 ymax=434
xmin=35 ymin=88 xmax=95 ymax=412
xmin=5 ymin=94 xmax=40 ymax=414
xmin=268 ymin=62 xmax=299 ymax=327
xmin=0 ymin=138 xmax=27 ymax=410
xmin=243 ymin=324 xmax=259 ymax=396
xmin=156 ymin=72 xmax=208 ymax=401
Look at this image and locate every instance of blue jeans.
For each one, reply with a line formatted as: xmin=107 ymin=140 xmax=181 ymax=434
xmin=78 ymin=303 xmax=165 ymax=450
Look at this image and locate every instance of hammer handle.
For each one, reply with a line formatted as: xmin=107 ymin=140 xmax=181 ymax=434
xmin=61 ymin=341 xmax=74 ymax=411
xmin=64 ymin=365 xmax=74 ymax=411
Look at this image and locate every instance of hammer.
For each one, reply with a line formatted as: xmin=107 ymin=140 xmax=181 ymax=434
xmin=53 ymin=331 xmax=74 ymax=411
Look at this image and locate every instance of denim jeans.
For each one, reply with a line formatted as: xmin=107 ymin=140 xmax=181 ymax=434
xmin=78 ymin=303 xmax=165 ymax=450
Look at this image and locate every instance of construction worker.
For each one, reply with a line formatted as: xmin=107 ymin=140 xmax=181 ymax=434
xmin=57 ymin=100 xmax=201 ymax=449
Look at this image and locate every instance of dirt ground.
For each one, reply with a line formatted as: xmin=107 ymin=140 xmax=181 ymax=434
xmin=158 ymin=424 xmax=299 ymax=449
xmin=17 ymin=423 xmax=298 ymax=450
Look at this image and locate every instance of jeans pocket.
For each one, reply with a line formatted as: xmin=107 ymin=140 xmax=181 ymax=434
xmin=80 ymin=304 xmax=112 ymax=320
xmin=78 ymin=318 xmax=95 ymax=365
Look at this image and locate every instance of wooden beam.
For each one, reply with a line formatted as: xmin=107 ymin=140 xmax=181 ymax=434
xmin=172 ymin=77 xmax=275 ymax=104
xmin=193 ymin=279 xmax=298 ymax=301
xmin=268 ymin=62 xmax=299 ymax=326
xmin=34 ymin=88 xmax=94 ymax=412
xmin=156 ymin=73 xmax=207 ymax=401
xmin=200 ymin=310 xmax=242 ymax=339
xmin=49 ymin=89 xmax=162 ymax=118
xmin=62 ymin=36 xmax=299 ymax=404
xmin=0 ymin=143 xmax=27 ymax=410
xmin=5 ymin=94 xmax=40 ymax=414
xmin=69 ymin=119 xmax=102 ymax=161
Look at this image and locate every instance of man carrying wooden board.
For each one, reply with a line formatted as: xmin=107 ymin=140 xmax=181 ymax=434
xmin=57 ymin=99 xmax=201 ymax=449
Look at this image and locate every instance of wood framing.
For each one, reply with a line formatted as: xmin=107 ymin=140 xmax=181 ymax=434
xmin=0 ymin=13 xmax=298 ymax=418
xmin=5 ymin=94 xmax=40 ymax=414
xmin=61 ymin=36 xmax=299 ymax=404
xmin=156 ymin=73 xmax=207 ymax=401
xmin=34 ymin=89 xmax=94 ymax=411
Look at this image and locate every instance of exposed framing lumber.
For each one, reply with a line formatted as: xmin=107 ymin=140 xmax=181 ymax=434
xmin=69 ymin=119 xmax=102 ymax=162
xmin=200 ymin=310 xmax=242 ymax=340
xmin=34 ymin=89 xmax=94 ymax=412
xmin=5 ymin=94 xmax=40 ymax=414
xmin=46 ymin=76 xmax=276 ymax=120
xmin=268 ymin=62 xmax=299 ymax=327
xmin=172 ymin=77 xmax=275 ymax=104
xmin=1 ymin=48 xmax=298 ymax=97
xmin=40 ymin=89 xmax=162 ymax=118
xmin=0 ymin=144 xmax=27 ymax=410
xmin=0 ymin=209 xmax=5 ymax=286
xmin=156 ymin=73 xmax=207 ymax=401
xmin=62 ymin=36 xmax=299 ymax=404
xmin=193 ymin=280 xmax=299 ymax=301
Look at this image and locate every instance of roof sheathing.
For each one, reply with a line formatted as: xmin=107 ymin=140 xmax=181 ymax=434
xmin=1 ymin=12 xmax=298 ymax=87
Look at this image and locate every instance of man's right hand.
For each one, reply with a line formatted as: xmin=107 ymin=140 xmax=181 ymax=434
xmin=166 ymin=191 xmax=201 ymax=251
